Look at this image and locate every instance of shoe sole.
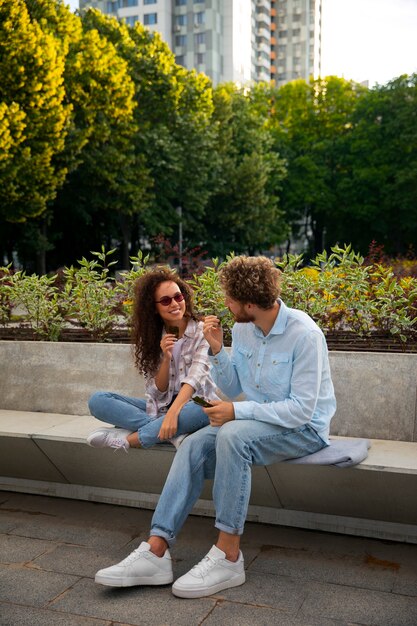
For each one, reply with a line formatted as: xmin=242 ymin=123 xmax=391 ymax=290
xmin=95 ymin=573 xmax=174 ymax=587
xmin=172 ymin=572 xmax=246 ymax=598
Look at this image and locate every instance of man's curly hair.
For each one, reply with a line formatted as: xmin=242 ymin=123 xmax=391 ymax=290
xmin=219 ymin=256 xmax=281 ymax=309
xmin=131 ymin=267 xmax=196 ymax=377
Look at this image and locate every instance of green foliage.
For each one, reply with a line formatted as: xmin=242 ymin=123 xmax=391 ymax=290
xmin=0 ymin=0 xmax=71 ymax=221
xmin=7 ymin=270 xmax=65 ymax=340
xmin=62 ymin=247 xmax=119 ymax=341
xmin=278 ymin=245 xmax=417 ymax=341
xmin=1 ymin=246 xmax=417 ymax=344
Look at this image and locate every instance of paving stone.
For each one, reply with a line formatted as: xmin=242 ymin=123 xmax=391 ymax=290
xmin=50 ymin=577 xmax=216 ymax=626
xmin=0 ymin=534 xmax=54 ymax=564
xmin=248 ymin=544 xmax=397 ymax=592
xmin=0 ymin=602 xmax=110 ymax=626
xmin=8 ymin=519 xmax=135 ymax=550
xmin=300 ymin=580 xmax=417 ymax=626
xmin=203 ymin=600 xmax=348 ymax=626
xmin=32 ymin=543 xmax=123 ymax=578
xmin=0 ymin=565 xmax=80 ymax=607
xmin=211 ymin=570 xmax=307 ymax=614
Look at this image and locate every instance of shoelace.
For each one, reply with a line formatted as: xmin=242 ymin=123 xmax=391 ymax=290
xmin=190 ymin=554 xmax=217 ymax=577
xmin=107 ymin=436 xmax=129 ymax=453
xmin=120 ymin=547 xmax=144 ymax=565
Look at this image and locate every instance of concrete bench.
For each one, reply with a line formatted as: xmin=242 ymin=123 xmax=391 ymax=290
xmin=1 ymin=340 xmax=416 ymax=544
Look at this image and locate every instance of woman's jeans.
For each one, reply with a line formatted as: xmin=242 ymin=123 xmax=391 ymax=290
xmin=88 ymin=391 xmax=209 ymax=448
xmin=151 ymin=421 xmax=327 ymax=546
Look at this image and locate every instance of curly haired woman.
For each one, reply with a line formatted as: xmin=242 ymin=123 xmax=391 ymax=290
xmin=86 ymin=267 xmax=218 ymax=451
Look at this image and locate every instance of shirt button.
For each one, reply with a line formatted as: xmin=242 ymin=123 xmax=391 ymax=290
xmin=256 ymin=385 xmax=260 ymax=389
xmin=257 ymin=363 xmax=260 ymax=367
xmin=263 ymin=341 xmax=266 ymax=345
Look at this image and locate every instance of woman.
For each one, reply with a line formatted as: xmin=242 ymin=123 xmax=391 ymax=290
xmin=87 ymin=267 xmax=218 ymax=451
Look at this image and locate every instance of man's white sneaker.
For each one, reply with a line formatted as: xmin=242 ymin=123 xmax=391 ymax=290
xmin=172 ymin=545 xmax=245 ymax=598
xmin=86 ymin=427 xmax=132 ymax=451
xmin=95 ymin=541 xmax=173 ymax=587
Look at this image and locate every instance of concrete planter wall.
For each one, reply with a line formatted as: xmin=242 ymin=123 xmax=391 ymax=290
xmin=1 ymin=340 xmax=416 ymax=442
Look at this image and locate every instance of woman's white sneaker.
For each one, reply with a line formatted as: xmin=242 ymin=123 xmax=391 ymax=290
xmin=172 ymin=545 xmax=245 ymax=598
xmin=86 ymin=427 xmax=132 ymax=451
xmin=95 ymin=541 xmax=173 ymax=587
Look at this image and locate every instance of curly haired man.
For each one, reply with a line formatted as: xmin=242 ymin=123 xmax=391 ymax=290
xmin=94 ymin=255 xmax=336 ymax=598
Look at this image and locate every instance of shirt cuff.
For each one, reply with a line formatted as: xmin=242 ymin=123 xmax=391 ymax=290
xmin=208 ymin=346 xmax=229 ymax=368
xmin=233 ymin=400 xmax=255 ymax=420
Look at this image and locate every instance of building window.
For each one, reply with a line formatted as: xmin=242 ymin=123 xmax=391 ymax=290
xmin=194 ymin=31 xmax=205 ymax=45
xmin=106 ymin=1 xmax=116 ymax=12
xmin=144 ymin=0 xmax=157 ymax=4
xmin=176 ymin=54 xmax=185 ymax=66
xmin=175 ymin=34 xmax=187 ymax=47
xmin=176 ymin=0 xmax=187 ymax=5
xmin=195 ymin=11 xmax=205 ymax=25
xmin=278 ymin=30 xmax=287 ymax=38
xmin=118 ymin=0 xmax=138 ymax=7
xmin=176 ymin=14 xmax=187 ymax=26
xmin=144 ymin=13 xmax=157 ymax=25
xmin=195 ymin=52 xmax=205 ymax=65
xmin=292 ymin=28 xmax=301 ymax=37
xmin=125 ymin=15 xmax=138 ymax=26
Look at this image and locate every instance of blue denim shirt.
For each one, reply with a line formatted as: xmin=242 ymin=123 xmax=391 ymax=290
xmin=209 ymin=300 xmax=336 ymax=443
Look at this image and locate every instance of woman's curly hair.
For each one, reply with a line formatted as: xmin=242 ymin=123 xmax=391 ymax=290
xmin=219 ymin=256 xmax=282 ymax=309
xmin=132 ymin=267 xmax=196 ymax=377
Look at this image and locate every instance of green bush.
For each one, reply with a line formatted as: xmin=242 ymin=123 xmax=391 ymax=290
xmin=1 ymin=244 xmax=417 ymax=343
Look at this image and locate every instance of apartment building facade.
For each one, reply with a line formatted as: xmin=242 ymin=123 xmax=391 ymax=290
xmin=79 ymin=0 xmax=321 ymax=87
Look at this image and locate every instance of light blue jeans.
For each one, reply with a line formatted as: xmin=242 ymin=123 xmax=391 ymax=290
xmin=151 ymin=421 xmax=327 ymax=545
xmin=88 ymin=391 xmax=209 ymax=448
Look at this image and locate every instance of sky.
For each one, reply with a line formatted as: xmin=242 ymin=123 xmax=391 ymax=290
xmin=321 ymin=0 xmax=417 ymax=86
xmin=66 ymin=0 xmax=417 ymax=87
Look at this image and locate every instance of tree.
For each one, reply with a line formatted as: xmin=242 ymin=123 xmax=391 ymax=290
xmin=202 ymin=83 xmax=288 ymax=256
xmin=269 ymin=76 xmax=367 ymax=255
xmin=338 ymin=74 xmax=417 ymax=254
xmin=0 ymin=0 xmax=70 ymax=223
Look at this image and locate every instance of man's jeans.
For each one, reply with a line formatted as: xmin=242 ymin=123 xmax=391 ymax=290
xmin=151 ymin=421 xmax=327 ymax=545
xmin=88 ymin=391 xmax=209 ymax=448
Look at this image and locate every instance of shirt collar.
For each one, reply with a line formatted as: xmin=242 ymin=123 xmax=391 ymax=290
xmin=252 ymin=299 xmax=288 ymax=337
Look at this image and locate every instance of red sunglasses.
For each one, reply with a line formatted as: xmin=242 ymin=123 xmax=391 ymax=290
xmin=155 ymin=292 xmax=185 ymax=307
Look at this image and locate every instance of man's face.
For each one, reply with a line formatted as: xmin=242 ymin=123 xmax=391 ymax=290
xmin=225 ymin=296 xmax=255 ymax=323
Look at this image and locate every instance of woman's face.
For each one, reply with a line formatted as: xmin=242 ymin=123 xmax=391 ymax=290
xmin=154 ymin=280 xmax=187 ymax=325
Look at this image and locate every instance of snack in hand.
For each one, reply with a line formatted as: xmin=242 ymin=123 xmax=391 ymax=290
xmin=167 ymin=325 xmax=180 ymax=338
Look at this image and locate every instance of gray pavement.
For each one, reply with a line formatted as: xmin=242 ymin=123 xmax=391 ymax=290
xmin=0 ymin=491 xmax=416 ymax=626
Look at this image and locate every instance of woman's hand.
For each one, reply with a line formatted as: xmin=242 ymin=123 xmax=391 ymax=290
xmin=160 ymin=333 xmax=177 ymax=361
xmin=203 ymin=315 xmax=223 ymax=355
xmin=158 ymin=409 xmax=179 ymax=441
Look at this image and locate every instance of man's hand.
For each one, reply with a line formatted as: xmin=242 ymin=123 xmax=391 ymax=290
xmin=203 ymin=315 xmax=223 ymax=355
xmin=158 ymin=410 xmax=179 ymax=440
xmin=204 ymin=399 xmax=235 ymax=427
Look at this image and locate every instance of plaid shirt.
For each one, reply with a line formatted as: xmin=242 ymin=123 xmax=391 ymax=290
xmin=145 ymin=318 xmax=219 ymax=416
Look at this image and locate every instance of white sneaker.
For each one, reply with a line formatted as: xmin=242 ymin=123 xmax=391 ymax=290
xmin=172 ymin=545 xmax=245 ymax=598
xmin=95 ymin=541 xmax=173 ymax=587
xmin=169 ymin=433 xmax=189 ymax=449
xmin=86 ymin=427 xmax=132 ymax=451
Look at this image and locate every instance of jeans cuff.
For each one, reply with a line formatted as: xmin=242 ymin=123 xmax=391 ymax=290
xmin=215 ymin=520 xmax=244 ymax=536
xmin=150 ymin=526 xmax=176 ymax=548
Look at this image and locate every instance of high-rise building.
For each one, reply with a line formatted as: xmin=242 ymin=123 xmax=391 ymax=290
xmin=271 ymin=0 xmax=322 ymax=86
xmin=79 ymin=0 xmax=321 ymax=87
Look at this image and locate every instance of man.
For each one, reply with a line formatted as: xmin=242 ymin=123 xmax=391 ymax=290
xmin=94 ymin=256 xmax=336 ymax=598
